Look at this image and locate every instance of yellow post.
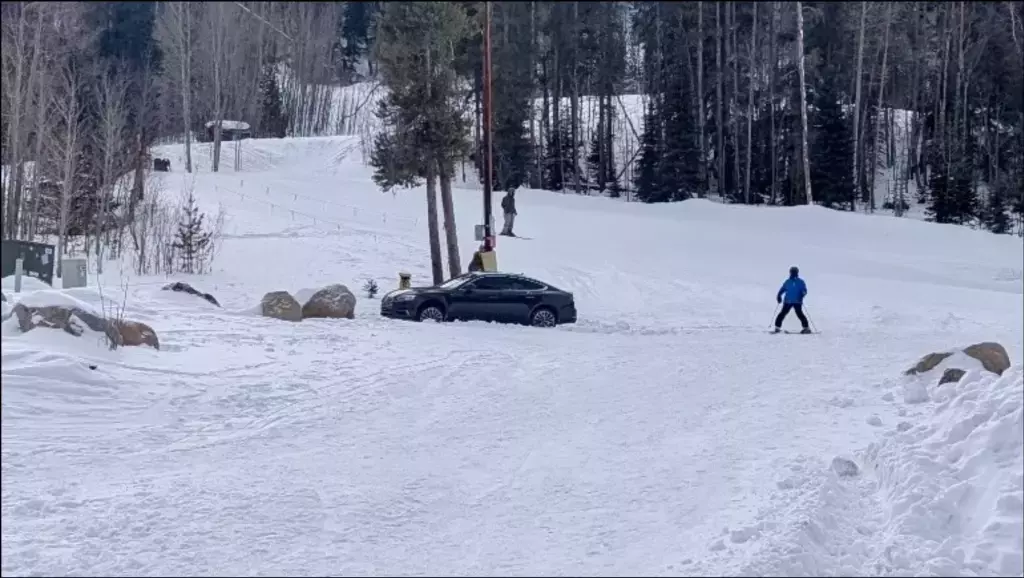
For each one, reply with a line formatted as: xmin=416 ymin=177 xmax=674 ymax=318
xmin=398 ymin=272 xmax=411 ymax=289
xmin=479 ymin=250 xmax=497 ymax=272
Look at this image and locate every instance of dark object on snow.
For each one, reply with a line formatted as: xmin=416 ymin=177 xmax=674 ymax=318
xmin=938 ymin=368 xmax=966 ymax=385
xmin=162 ymin=281 xmax=220 ymax=307
xmin=380 ymin=271 xmax=576 ymax=328
xmin=88 ymin=364 xmax=98 ymax=370
xmin=467 ymin=243 xmax=486 ymax=272
xmin=153 ymin=158 xmax=171 ymax=172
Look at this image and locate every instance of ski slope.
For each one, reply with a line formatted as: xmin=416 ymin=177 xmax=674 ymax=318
xmin=2 ymin=136 xmax=1022 ymax=577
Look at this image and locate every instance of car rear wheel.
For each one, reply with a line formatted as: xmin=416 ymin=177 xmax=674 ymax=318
xmin=417 ymin=304 xmax=446 ymax=323
xmin=530 ymin=307 xmax=557 ymax=328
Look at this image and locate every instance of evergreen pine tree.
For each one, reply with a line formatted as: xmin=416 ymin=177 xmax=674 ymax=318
xmin=982 ymin=183 xmax=1011 ymax=234
xmin=587 ymin=129 xmax=604 ymax=192
xmin=173 ymin=193 xmax=212 ymax=274
xmin=259 ymin=65 xmax=287 ymax=138
xmin=634 ymin=99 xmax=666 ymax=202
xmin=810 ymin=67 xmax=854 ymax=209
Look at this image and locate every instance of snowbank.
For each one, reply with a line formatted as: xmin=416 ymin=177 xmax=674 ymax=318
xmin=863 ymin=367 xmax=1023 ymax=576
xmin=735 ymin=365 xmax=1023 ymax=577
xmin=2 ymin=274 xmax=53 ymax=293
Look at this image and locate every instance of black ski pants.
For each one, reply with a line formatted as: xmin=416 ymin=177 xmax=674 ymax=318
xmin=775 ymin=303 xmax=809 ymax=329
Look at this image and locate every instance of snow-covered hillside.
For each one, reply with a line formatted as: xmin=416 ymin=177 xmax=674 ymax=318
xmin=2 ymin=136 xmax=1022 ymax=576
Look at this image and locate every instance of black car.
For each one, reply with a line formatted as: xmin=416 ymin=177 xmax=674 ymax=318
xmin=380 ymin=272 xmax=577 ymax=327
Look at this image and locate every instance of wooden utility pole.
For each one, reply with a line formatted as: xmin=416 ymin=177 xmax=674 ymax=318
xmin=481 ymin=2 xmax=495 ymax=251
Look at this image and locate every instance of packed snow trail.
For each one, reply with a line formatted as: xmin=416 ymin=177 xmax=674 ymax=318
xmin=2 ymin=136 xmax=1021 ymax=576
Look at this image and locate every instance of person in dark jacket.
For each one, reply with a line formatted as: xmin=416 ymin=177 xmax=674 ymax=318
xmin=467 ymin=243 xmax=486 ymax=272
xmin=500 ymin=188 xmax=517 ymax=236
xmin=774 ymin=266 xmax=810 ymax=333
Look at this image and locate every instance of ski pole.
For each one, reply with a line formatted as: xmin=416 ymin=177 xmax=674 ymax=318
xmin=769 ymin=304 xmax=780 ymax=330
xmin=804 ymin=307 xmax=819 ymax=333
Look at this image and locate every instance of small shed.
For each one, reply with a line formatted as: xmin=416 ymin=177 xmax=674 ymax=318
xmin=204 ymin=120 xmax=251 ymax=142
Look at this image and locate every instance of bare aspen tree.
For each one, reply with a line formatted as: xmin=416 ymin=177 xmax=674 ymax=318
xmin=93 ymin=69 xmax=130 ymax=272
xmin=208 ymin=2 xmax=228 ymax=172
xmin=851 ymin=1 xmax=866 ymax=211
xmin=156 ymin=2 xmax=195 ymax=173
xmin=1 ymin=2 xmax=45 ymax=239
xmin=769 ymin=1 xmax=778 ymax=205
xmin=697 ymin=0 xmax=706 ymax=196
xmin=869 ymin=2 xmax=893 ymax=213
xmin=744 ymin=2 xmax=757 ymax=204
xmin=715 ymin=3 xmax=724 ymax=196
xmin=795 ymin=0 xmax=813 ymax=204
xmin=49 ymin=58 xmax=87 ymax=278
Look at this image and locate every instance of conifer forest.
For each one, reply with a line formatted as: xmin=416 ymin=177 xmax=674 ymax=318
xmin=3 ymin=1 xmax=1023 ymax=243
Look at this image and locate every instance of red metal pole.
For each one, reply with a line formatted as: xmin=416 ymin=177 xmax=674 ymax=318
xmin=482 ymin=1 xmax=494 ymax=250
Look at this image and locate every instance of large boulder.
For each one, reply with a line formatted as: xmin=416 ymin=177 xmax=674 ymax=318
xmin=114 ymin=320 xmax=160 ymax=349
xmin=12 ymin=303 xmax=123 ymax=347
xmin=904 ymin=351 xmax=954 ymax=376
xmin=301 ymin=284 xmax=356 ymax=320
xmin=962 ymin=342 xmax=1011 ymax=376
xmin=260 ymin=291 xmax=302 ymax=322
xmin=162 ymin=281 xmax=220 ymax=307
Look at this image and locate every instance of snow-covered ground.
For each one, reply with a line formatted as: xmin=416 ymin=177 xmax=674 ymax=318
xmin=2 ymin=136 xmax=1022 ymax=577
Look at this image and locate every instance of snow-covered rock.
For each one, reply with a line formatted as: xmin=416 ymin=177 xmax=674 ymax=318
xmin=300 ymin=284 xmax=356 ymax=320
xmin=260 ymin=290 xmax=302 ymax=322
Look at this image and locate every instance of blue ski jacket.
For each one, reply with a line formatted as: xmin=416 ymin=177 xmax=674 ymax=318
xmin=777 ymin=276 xmax=807 ymax=304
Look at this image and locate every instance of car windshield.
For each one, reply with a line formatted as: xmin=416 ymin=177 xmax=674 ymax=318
xmin=438 ymin=275 xmax=474 ymax=290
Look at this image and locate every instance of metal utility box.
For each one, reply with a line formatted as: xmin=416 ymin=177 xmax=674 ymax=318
xmin=62 ymin=258 xmax=88 ymax=289
xmin=1 ymin=240 xmax=55 ymax=286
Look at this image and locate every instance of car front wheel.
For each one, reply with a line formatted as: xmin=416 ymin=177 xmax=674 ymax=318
xmin=530 ymin=307 xmax=557 ymax=328
xmin=418 ymin=304 xmax=446 ymax=323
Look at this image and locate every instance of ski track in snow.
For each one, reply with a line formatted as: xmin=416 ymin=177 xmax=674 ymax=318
xmin=3 ymin=136 xmax=1022 ymax=577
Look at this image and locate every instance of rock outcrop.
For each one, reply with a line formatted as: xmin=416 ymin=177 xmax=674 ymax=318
xmin=962 ymin=342 xmax=1011 ymax=376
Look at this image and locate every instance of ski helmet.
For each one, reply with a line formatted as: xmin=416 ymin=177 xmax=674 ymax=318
xmin=789 ymin=266 xmax=799 ymax=276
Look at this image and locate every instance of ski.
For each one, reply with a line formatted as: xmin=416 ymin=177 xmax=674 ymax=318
xmin=770 ymin=330 xmax=818 ymax=335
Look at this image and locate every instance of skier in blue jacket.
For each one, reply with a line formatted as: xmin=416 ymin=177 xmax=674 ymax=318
xmin=774 ymin=266 xmax=811 ymax=334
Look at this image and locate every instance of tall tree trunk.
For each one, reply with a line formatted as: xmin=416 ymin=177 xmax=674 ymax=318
xmin=851 ymin=1 xmax=867 ymax=211
xmin=529 ymin=1 xmax=538 ymax=188
xmin=697 ymin=0 xmax=706 ymax=197
xmin=729 ymin=2 xmax=741 ymax=201
xmin=715 ymin=3 xmax=724 ymax=196
xmin=570 ymin=1 xmax=581 ymax=194
xmin=425 ymin=161 xmax=444 ymax=285
xmin=769 ymin=1 xmax=778 ymax=205
xmin=744 ymin=2 xmax=757 ymax=204
xmin=438 ymin=162 xmax=461 ymax=279
xmin=795 ymin=1 xmax=814 ymax=204
xmin=869 ymin=2 xmax=893 ymax=213
xmin=182 ymin=3 xmax=193 ymax=173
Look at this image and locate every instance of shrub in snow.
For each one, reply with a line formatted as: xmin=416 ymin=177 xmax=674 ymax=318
xmin=363 ymin=278 xmax=379 ymax=299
